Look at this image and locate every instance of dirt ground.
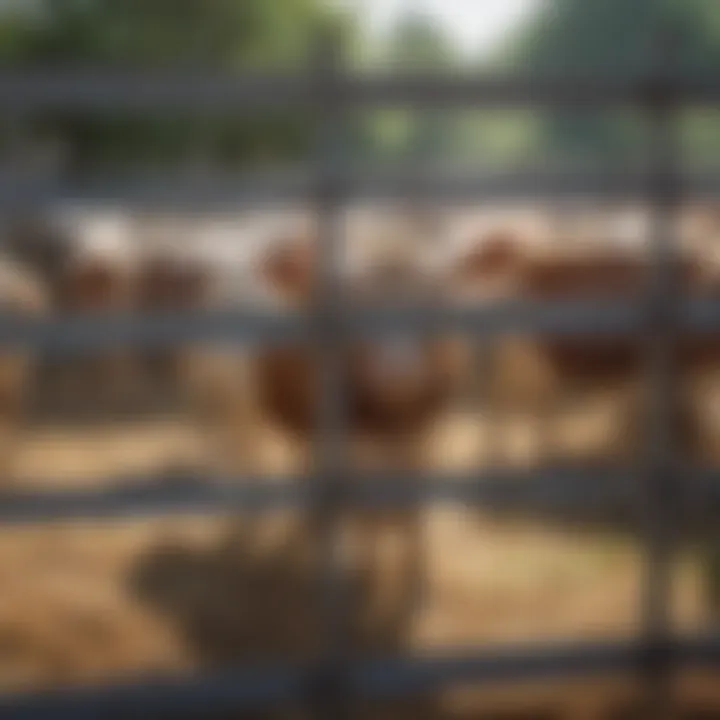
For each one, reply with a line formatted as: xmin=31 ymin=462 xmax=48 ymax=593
xmin=0 ymin=384 xmax=718 ymax=720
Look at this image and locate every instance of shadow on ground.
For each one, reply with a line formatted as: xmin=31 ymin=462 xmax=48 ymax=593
xmin=128 ymin=515 xmax=720 ymax=720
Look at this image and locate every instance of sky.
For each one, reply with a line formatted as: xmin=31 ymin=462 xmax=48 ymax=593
xmin=359 ymin=0 xmax=541 ymax=58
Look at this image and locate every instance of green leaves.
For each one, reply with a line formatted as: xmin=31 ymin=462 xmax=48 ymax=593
xmin=0 ymin=0 xmax=334 ymax=169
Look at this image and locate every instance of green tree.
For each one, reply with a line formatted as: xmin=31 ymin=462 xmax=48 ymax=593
xmin=355 ymin=9 xmax=459 ymax=163
xmin=0 ymin=0 xmax=341 ymax=170
xmin=502 ymin=0 xmax=720 ymax=165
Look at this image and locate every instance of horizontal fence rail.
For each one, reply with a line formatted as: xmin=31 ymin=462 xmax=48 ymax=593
xmin=3 ymin=297 xmax=719 ymax=355
xmin=7 ymin=169 xmax=720 ymax=210
xmin=0 ymin=466 xmax=643 ymax=524
xmin=4 ymin=465 xmax=720 ymax=531
xmin=2 ymin=635 xmax=719 ymax=719
xmin=2 ymin=70 xmax=720 ymax=111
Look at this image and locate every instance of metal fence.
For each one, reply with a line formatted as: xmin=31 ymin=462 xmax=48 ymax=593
xmin=1 ymin=24 xmax=720 ymax=720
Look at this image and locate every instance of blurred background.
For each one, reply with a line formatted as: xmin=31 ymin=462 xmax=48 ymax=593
xmin=0 ymin=0 xmax=718 ymax=173
xmin=0 ymin=1 xmax=719 ymax=719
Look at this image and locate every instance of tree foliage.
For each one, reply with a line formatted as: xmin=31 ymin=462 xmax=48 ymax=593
xmin=507 ymin=0 xmax=720 ymax=165
xmin=355 ymin=10 xmax=460 ymax=163
xmin=0 ymin=0 xmax=334 ymax=170
xmin=2 ymin=0 xmax=720 ymax=169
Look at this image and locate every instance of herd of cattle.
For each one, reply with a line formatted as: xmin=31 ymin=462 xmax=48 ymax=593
xmin=0 ymin=204 xmax=719 ymax=481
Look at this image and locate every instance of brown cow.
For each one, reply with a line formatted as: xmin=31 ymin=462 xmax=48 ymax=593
xmin=258 ymin=234 xmax=466 ymax=619
xmin=185 ymin=230 xmax=466 ymax=621
xmin=446 ymin=229 xmax=528 ymax=454
xmin=252 ymin=234 xmax=464 ymax=447
xmin=456 ymin=235 xmax=720 ymax=465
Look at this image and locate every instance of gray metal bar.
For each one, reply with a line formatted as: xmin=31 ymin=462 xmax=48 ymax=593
xmin=2 ymin=70 xmax=720 ymax=111
xmin=0 ymin=169 xmax=316 ymax=211
xmin=641 ymin=24 xmax=681 ymax=718
xmin=678 ymin=632 xmax=720 ymax=665
xmin=345 ymin=73 xmax=653 ymax=107
xmin=10 ymin=462 xmax=720 ymax=529
xmin=0 ymin=295 xmax=712 ymax=353
xmin=0 ymin=665 xmax=306 ymax=719
xmin=4 ymin=636 xmax=713 ymax=719
xmin=3 ymin=167 xmax=720 ymax=209
xmin=0 ymin=477 xmax=307 ymax=523
xmin=0 ymin=467 xmax=640 ymax=525
xmin=308 ymin=26 xmax=352 ymax=718
xmin=0 ymin=70 xmax=313 ymax=112
xmin=2 ymin=310 xmax=310 ymax=353
xmin=355 ymin=638 xmax=650 ymax=697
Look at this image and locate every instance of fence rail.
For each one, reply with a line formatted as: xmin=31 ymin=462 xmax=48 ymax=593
xmin=5 ymin=464 xmax=720 ymax=529
xmin=2 ymin=69 xmax=720 ymax=111
xmin=0 ymin=466 xmax=642 ymax=524
xmin=7 ymin=169 xmax=720 ymax=210
xmin=2 ymin=635 xmax=720 ymax=720
xmin=0 ymin=296 xmax=718 ymax=355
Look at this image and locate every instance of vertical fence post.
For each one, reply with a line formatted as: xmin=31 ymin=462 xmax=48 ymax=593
xmin=642 ymin=20 xmax=680 ymax=719
xmin=308 ymin=20 xmax=353 ymax=719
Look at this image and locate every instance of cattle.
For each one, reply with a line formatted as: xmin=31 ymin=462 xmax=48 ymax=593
xmin=257 ymin=232 xmax=465 ymax=618
xmin=0 ymin=255 xmax=49 ymax=481
xmin=250 ymin=232 xmax=465 ymax=444
xmin=134 ymin=247 xmax=212 ymax=393
xmin=178 ymin=222 xmax=286 ymax=476
xmin=185 ymin=224 xmax=465 ymax=463
xmin=516 ymin=246 xmax=720 ymax=378
xmin=445 ymin=227 xmax=527 ymax=433
xmin=452 ymin=224 xmax=720 ymax=465
xmin=0 ymin=212 xmax=73 ymax=285
xmin=49 ymin=211 xmax=141 ymax=413
xmin=182 ymin=226 xmax=466 ymax=620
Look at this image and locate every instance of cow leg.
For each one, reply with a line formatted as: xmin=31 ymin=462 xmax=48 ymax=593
xmin=98 ymin=355 xmax=117 ymax=408
xmin=401 ymin=505 xmax=426 ymax=622
xmin=0 ymin=413 xmax=22 ymax=483
xmin=493 ymin=338 xmax=559 ymax=467
xmin=345 ymin=437 xmax=381 ymax=637
xmin=531 ymin=353 xmax=564 ymax=466
xmin=143 ymin=349 xmax=185 ymax=404
xmin=195 ymin=350 xmax=265 ymax=477
xmin=700 ymin=533 xmax=720 ymax=626
xmin=201 ymin=393 xmax=264 ymax=477
xmin=484 ymin=339 xmax=517 ymax=466
xmin=56 ymin=355 xmax=103 ymax=415
xmin=351 ymin=433 xmax=427 ymax=640
xmin=542 ymin=378 xmax=567 ymax=465
xmin=105 ymin=351 xmax=143 ymax=411
xmin=70 ymin=353 xmax=127 ymax=415
xmin=0 ymin=356 xmax=31 ymax=483
xmin=352 ymin=506 xmax=423 ymax=642
xmin=475 ymin=341 xmax=502 ymax=466
xmin=346 ymin=508 xmax=379 ymax=647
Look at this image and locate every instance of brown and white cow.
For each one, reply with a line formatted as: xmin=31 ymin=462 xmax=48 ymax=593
xmin=183 ymin=226 xmax=466 ymax=618
xmin=452 ymin=223 xmax=720 ymax=465
xmin=50 ymin=211 xmax=141 ymax=412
